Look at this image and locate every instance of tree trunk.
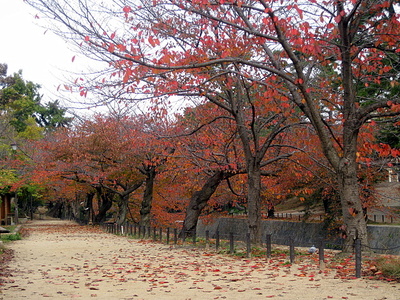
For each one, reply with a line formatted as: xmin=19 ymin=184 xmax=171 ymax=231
xmin=86 ymin=192 xmax=94 ymax=225
xmin=338 ymin=157 xmax=368 ymax=253
xmin=116 ymin=194 xmax=129 ymax=225
xmin=247 ymin=161 xmax=262 ymax=244
xmin=139 ymin=168 xmax=156 ymax=227
xmin=181 ymin=170 xmax=232 ymax=237
xmin=336 ymin=8 xmax=368 ymax=253
xmin=94 ymin=189 xmax=113 ymax=224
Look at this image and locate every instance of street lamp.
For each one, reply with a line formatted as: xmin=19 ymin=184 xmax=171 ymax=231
xmin=10 ymin=143 xmax=18 ymax=224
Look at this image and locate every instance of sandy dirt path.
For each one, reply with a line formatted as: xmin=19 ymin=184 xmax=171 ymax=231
xmin=0 ymin=219 xmax=398 ymax=300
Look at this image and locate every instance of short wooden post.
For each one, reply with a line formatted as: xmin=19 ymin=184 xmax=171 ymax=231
xmin=266 ymin=234 xmax=272 ymax=259
xmin=355 ymin=239 xmax=362 ymax=278
xmin=166 ymin=228 xmax=170 ymax=244
xmin=246 ymin=232 xmax=251 ymax=258
xmin=182 ymin=231 xmax=186 ymax=244
xmin=192 ymin=230 xmax=196 ymax=245
xmin=174 ymin=228 xmax=178 ymax=245
xmin=319 ymin=240 xmax=325 ymax=269
xmin=229 ymin=232 xmax=234 ymax=254
xmin=289 ymin=239 xmax=295 ymax=264
xmin=216 ymin=230 xmax=220 ymax=251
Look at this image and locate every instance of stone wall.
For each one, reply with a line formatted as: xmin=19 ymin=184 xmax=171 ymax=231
xmin=196 ymin=217 xmax=400 ymax=254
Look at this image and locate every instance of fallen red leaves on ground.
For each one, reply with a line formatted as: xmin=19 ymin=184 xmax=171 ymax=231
xmin=0 ymin=248 xmax=14 ymax=286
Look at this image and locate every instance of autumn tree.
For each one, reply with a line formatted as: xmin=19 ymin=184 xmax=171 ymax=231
xmin=169 ymin=77 xmax=300 ymax=241
xmin=27 ymin=0 xmax=400 ymax=250
xmin=33 ymin=113 xmax=173 ymax=225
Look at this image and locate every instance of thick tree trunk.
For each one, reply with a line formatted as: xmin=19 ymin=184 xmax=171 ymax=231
xmin=181 ymin=170 xmax=231 ymax=237
xmin=336 ymin=8 xmax=368 ymax=253
xmin=116 ymin=194 xmax=129 ymax=225
xmin=139 ymin=168 xmax=156 ymax=227
xmin=247 ymin=162 xmax=262 ymax=244
xmin=338 ymin=157 xmax=368 ymax=253
xmin=94 ymin=189 xmax=113 ymax=224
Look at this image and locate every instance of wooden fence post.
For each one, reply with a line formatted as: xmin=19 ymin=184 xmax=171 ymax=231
xmin=174 ymin=228 xmax=178 ymax=245
xmin=319 ymin=240 xmax=325 ymax=270
xmin=166 ymin=228 xmax=170 ymax=244
xmin=216 ymin=230 xmax=220 ymax=251
xmin=192 ymin=230 xmax=196 ymax=245
xmin=289 ymin=239 xmax=295 ymax=264
xmin=246 ymin=232 xmax=251 ymax=258
xmin=229 ymin=232 xmax=234 ymax=254
xmin=355 ymin=238 xmax=362 ymax=278
xmin=266 ymin=234 xmax=272 ymax=259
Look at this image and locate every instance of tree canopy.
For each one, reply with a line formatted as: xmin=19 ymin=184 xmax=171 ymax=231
xmin=25 ymin=0 xmax=400 ymax=250
xmin=0 ymin=63 xmax=72 ymax=218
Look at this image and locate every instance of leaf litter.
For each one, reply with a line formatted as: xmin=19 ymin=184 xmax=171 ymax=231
xmin=0 ymin=219 xmax=399 ymax=300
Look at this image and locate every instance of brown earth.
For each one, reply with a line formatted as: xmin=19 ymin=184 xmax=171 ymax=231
xmin=0 ymin=219 xmax=399 ymax=300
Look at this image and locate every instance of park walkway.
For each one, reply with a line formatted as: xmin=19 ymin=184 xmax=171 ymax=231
xmin=0 ymin=219 xmax=399 ymax=299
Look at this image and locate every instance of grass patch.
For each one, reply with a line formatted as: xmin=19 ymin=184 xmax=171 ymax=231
xmin=0 ymin=233 xmax=21 ymax=243
xmin=373 ymin=255 xmax=400 ymax=280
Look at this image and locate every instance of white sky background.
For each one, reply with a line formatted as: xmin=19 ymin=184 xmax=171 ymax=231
xmin=0 ymin=0 xmax=94 ymax=111
xmin=0 ymin=0 xmax=198 ymax=118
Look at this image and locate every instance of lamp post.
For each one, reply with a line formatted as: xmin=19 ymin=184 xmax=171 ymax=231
xmin=10 ymin=143 xmax=18 ymax=224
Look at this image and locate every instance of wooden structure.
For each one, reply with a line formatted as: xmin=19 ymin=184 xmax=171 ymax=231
xmin=0 ymin=194 xmax=13 ymax=225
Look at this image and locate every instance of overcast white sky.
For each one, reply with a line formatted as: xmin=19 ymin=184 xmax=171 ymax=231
xmin=0 ymin=0 xmax=187 ymax=116
xmin=0 ymin=0 xmax=89 ymax=107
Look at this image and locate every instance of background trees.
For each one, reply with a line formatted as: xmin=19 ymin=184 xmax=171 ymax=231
xmin=0 ymin=63 xmax=72 ymax=220
xmin=25 ymin=0 xmax=400 ymax=250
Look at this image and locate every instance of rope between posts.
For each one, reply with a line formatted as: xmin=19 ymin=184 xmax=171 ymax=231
xmin=361 ymin=243 xmax=400 ymax=251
